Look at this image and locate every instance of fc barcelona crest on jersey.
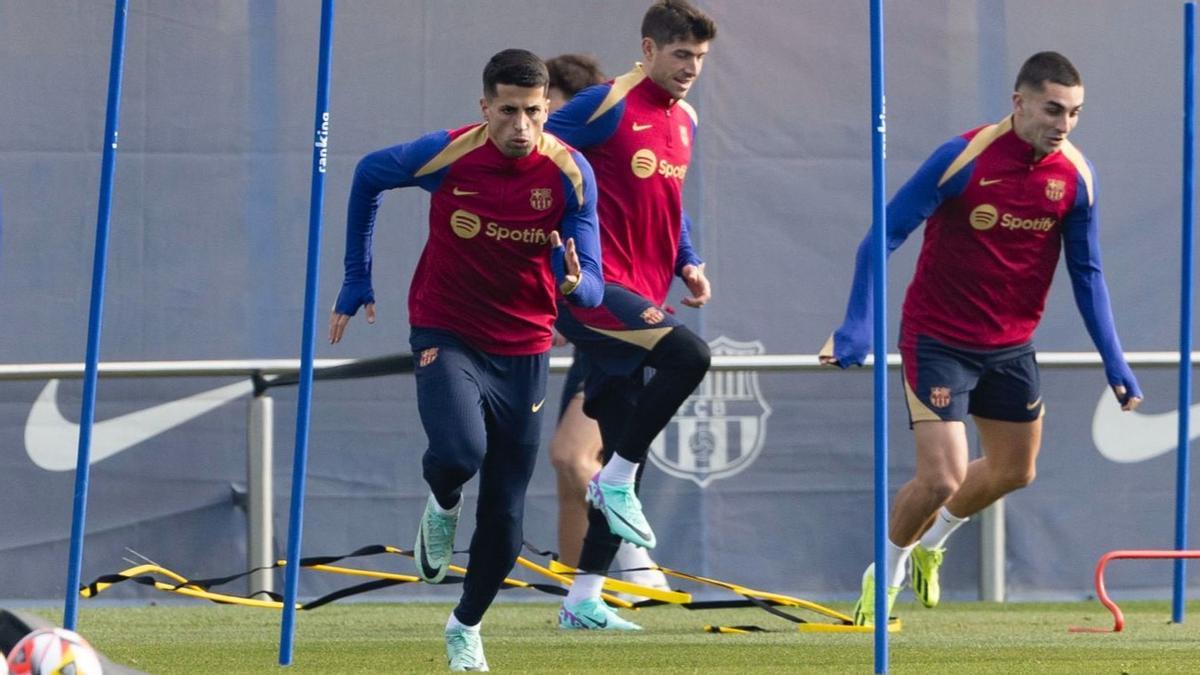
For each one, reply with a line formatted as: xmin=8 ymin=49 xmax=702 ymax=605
xmin=648 ymin=336 xmax=772 ymax=488
xmin=1045 ymin=178 xmax=1066 ymax=202
xmin=530 ymin=188 xmax=553 ymax=211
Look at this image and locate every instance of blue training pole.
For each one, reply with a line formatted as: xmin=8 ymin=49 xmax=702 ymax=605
xmin=1175 ymin=0 xmax=1196 ymax=626
xmin=279 ymin=0 xmax=335 ymax=664
xmin=64 ymin=0 xmax=130 ymax=631
xmin=868 ymin=0 xmax=889 ymax=671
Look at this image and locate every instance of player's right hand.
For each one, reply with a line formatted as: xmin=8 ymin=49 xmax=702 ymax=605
xmin=329 ymin=303 xmax=375 ymax=344
xmin=330 ymin=278 xmax=376 ymax=343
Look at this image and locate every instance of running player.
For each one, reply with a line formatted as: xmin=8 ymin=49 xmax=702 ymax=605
xmin=544 ymin=52 xmax=673 ymax=594
xmin=821 ymin=51 xmax=1143 ymax=625
xmin=330 ymin=49 xmax=604 ymax=669
xmin=544 ymin=0 xmax=717 ymax=631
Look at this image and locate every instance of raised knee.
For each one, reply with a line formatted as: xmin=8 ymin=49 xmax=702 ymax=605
xmin=1003 ymin=466 xmax=1036 ymax=491
xmin=682 ymin=333 xmax=712 ymax=373
xmin=661 ymin=329 xmax=711 ymax=377
xmin=919 ymin=476 xmax=961 ymax=505
xmin=424 ymin=442 xmax=484 ymax=482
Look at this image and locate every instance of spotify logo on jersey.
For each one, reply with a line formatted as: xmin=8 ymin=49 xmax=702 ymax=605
xmin=450 ymin=209 xmax=482 ymax=239
xmin=631 ymin=148 xmax=658 ymax=179
xmin=969 ymin=204 xmax=999 ymax=231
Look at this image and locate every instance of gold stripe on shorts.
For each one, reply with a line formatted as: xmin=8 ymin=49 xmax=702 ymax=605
xmin=903 ymin=377 xmax=942 ymax=423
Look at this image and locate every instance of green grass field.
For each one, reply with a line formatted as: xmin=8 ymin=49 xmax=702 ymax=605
xmin=17 ymin=598 xmax=1200 ymax=673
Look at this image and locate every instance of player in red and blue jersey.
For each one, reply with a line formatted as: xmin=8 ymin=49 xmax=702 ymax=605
xmin=544 ymin=0 xmax=716 ymax=631
xmin=821 ymin=52 xmax=1143 ymax=626
xmin=543 ymin=53 xmax=674 ymax=596
xmin=329 ymin=49 xmax=602 ymax=670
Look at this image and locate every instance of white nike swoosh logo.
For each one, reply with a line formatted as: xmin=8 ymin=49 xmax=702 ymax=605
xmin=452 ymin=187 xmax=479 ymax=196
xmin=632 ymin=123 xmax=653 ymax=132
xmin=24 ymin=379 xmax=253 ymax=471
xmin=1091 ymin=386 xmax=1200 ymax=463
xmin=979 ymin=178 xmax=1003 ymax=186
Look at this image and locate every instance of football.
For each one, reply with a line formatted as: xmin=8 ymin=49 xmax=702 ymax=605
xmin=6 ymin=628 xmax=103 ymax=675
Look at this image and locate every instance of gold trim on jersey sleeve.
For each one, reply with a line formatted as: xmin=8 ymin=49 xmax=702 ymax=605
xmin=414 ymin=125 xmax=489 ymax=178
xmin=538 ymin=133 xmax=586 ymax=207
xmin=1058 ymin=140 xmax=1095 ymax=207
xmin=586 ymin=64 xmax=647 ymax=124
xmin=677 ymin=98 xmax=699 ymax=126
xmin=937 ymin=116 xmax=1014 ymax=187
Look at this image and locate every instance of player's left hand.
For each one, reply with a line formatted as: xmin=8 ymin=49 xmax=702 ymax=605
xmin=818 ymin=335 xmax=841 ymax=366
xmin=680 ymin=263 xmax=710 ymax=308
xmin=550 ymin=231 xmax=581 ymax=292
xmin=1113 ymin=384 xmax=1142 ymax=412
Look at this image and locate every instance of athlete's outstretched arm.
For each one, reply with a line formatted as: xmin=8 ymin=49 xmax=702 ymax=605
xmin=1062 ymin=170 xmax=1142 ymax=410
xmin=330 ymin=132 xmax=448 ymax=343
xmin=821 ymin=137 xmax=970 ymax=367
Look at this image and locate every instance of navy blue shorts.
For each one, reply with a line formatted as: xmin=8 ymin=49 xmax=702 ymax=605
xmin=555 ymin=283 xmax=682 ymax=407
xmin=899 ymin=330 xmax=1042 ymax=426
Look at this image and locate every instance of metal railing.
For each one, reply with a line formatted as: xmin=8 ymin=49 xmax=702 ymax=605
xmin=4 ymin=351 xmax=1196 ymax=599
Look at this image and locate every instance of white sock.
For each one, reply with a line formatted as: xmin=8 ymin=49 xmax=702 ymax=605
xmin=430 ymin=493 xmax=461 ymax=517
xmin=599 ymin=455 xmax=639 ymax=484
xmin=886 ymin=539 xmax=915 ymax=589
xmin=920 ymin=507 xmax=968 ymax=550
xmin=615 ymin=541 xmax=668 ymax=588
xmin=446 ymin=612 xmax=479 ymax=632
xmin=565 ymin=573 xmax=605 ymax=605
xmin=615 ymin=541 xmax=655 ymax=571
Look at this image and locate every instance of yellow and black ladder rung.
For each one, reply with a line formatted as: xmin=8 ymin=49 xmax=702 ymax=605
xmin=79 ymin=541 xmax=894 ymax=633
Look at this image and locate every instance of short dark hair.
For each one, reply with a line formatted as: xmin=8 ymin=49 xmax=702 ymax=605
xmin=1014 ymin=51 xmax=1082 ymax=92
xmin=482 ymin=48 xmax=549 ymax=99
xmin=641 ymin=0 xmax=717 ymax=46
xmin=546 ymin=54 xmax=607 ymax=99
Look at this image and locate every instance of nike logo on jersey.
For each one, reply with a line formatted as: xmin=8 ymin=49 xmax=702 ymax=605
xmin=1091 ymin=386 xmax=1200 ymax=463
xmin=631 ymin=122 xmax=653 ymax=132
xmin=452 ymin=187 xmax=479 ymax=196
xmin=531 ymin=398 xmax=546 ymax=413
xmin=979 ymin=178 xmax=1003 ymax=186
xmin=24 ymin=379 xmax=253 ymax=471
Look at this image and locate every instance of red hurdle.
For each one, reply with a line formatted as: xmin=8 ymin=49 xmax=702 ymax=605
xmin=1068 ymin=550 xmax=1200 ymax=633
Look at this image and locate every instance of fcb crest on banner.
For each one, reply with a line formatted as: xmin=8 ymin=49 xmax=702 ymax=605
xmin=648 ymin=336 xmax=772 ymax=487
